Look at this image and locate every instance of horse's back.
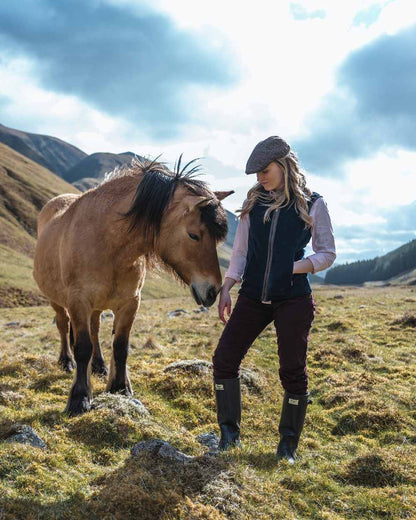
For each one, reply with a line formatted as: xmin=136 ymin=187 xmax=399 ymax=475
xmin=37 ymin=193 xmax=80 ymax=237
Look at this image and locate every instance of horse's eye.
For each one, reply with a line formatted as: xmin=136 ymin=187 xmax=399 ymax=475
xmin=188 ymin=233 xmax=200 ymax=241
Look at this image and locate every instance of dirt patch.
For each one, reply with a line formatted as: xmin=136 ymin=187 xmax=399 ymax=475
xmin=339 ymin=453 xmax=413 ymax=487
xmin=392 ymin=312 xmax=416 ymax=328
xmin=0 ymin=286 xmax=48 ymax=308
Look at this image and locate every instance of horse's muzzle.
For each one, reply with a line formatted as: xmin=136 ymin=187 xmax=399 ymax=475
xmin=191 ymin=283 xmax=218 ymax=307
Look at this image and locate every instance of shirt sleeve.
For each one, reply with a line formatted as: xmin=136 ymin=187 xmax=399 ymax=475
xmin=305 ymin=197 xmax=337 ymax=274
xmin=224 ymin=213 xmax=250 ymax=284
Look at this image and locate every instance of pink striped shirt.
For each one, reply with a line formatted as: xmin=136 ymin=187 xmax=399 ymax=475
xmin=225 ymin=194 xmax=336 ymax=283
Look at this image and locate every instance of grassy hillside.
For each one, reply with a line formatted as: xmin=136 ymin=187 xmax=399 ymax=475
xmin=326 ymin=239 xmax=416 ymax=286
xmin=0 ymin=142 xmax=80 ymax=256
xmin=0 ymin=143 xmax=81 ymax=306
xmin=0 ymin=285 xmax=415 ymax=518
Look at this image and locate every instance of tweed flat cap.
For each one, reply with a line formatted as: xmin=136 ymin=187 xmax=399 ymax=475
xmin=245 ymin=136 xmax=291 ymax=174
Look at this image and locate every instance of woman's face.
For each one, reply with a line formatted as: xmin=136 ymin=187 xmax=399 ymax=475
xmin=256 ymin=161 xmax=284 ymax=191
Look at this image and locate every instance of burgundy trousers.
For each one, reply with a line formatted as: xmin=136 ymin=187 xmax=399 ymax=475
xmin=212 ymin=292 xmax=316 ymax=395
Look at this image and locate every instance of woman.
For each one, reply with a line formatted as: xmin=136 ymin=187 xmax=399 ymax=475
xmin=212 ymin=136 xmax=336 ymax=464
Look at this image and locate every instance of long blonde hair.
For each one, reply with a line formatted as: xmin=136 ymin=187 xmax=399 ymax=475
xmin=237 ymin=151 xmax=313 ymax=228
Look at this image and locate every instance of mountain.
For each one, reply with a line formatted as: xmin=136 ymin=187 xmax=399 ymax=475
xmin=0 ymin=123 xmax=87 ymax=177
xmin=325 ymin=238 xmax=416 ymax=285
xmin=63 ymin=152 xmax=140 ymax=183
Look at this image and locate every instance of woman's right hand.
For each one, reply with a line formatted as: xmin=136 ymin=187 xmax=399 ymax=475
xmin=218 ymin=287 xmax=232 ymax=324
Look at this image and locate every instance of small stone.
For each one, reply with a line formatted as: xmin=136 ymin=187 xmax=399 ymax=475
xmin=197 ymin=432 xmax=219 ymax=451
xmin=163 ymin=359 xmax=212 ymax=375
xmin=193 ymin=306 xmax=209 ymax=313
xmin=333 ymin=295 xmax=344 ymax=299
xmin=101 ymin=311 xmax=115 ymax=322
xmin=4 ymin=321 xmax=20 ymax=328
xmin=131 ymin=439 xmax=193 ymax=462
xmin=168 ymin=309 xmax=188 ymax=318
xmin=5 ymin=424 xmax=46 ymax=449
xmin=240 ymin=368 xmax=263 ymax=393
xmin=91 ymin=393 xmax=150 ymax=417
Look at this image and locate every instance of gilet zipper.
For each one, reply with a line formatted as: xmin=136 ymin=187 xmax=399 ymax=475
xmin=261 ymin=209 xmax=280 ymax=302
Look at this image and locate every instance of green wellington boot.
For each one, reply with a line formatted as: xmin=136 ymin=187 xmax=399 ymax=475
xmin=214 ymin=377 xmax=242 ymax=451
xmin=276 ymin=390 xmax=310 ymax=464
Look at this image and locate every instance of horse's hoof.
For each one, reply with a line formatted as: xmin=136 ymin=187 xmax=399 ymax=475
xmin=65 ymin=396 xmax=91 ymax=417
xmin=91 ymin=357 xmax=109 ymax=377
xmin=107 ymin=381 xmax=133 ymax=397
xmin=58 ymin=357 xmax=76 ymax=373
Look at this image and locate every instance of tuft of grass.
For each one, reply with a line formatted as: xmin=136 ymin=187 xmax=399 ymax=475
xmin=339 ymin=453 xmax=415 ymax=487
xmin=392 ymin=311 xmax=416 ymax=328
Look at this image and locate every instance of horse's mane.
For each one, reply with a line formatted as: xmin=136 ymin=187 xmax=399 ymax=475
xmin=122 ymin=155 xmax=228 ymax=246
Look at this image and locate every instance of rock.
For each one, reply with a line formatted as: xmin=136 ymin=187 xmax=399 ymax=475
xmin=131 ymin=439 xmax=193 ymax=462
xmin=5 ymin=424 xmax=46 ymax=449
xmin=163 ymin=359 xmax=212 ymax=375
xmin=197 ymin=432 xmax=219 ymax=451
xmin=91 ymin=393 xmax=150 ymax=417
xmin=240 ymin=368 xmax=263 ymax=393
xmin=4 ymin=321 xmax=20 ymax=328
xmin=193 ymin=306 xmax=209 ymax=313
xmin=168 ymin=309 xmax=188 ymax=318
xmin=101 ymin=311 xmax=115 ymax=321
xmin=332 ymin=295 xmax=344 ymax=299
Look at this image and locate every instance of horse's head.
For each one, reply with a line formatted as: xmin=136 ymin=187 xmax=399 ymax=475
xmin=123 ymin=156 xmax=233 ymax=307
xmin=158 ymin=187 xmax=233 ymax=307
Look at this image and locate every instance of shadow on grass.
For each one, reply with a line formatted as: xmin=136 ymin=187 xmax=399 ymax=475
xmin=0 ymin=449 xmax=228 ymax=520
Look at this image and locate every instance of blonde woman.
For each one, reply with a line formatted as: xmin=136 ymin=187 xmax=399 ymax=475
xmin=212 ymin=136 xmax=336 ymax=463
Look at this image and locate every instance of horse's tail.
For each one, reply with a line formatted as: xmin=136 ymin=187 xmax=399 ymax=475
xmin=37 ymin=193 xmax=80 ymax=237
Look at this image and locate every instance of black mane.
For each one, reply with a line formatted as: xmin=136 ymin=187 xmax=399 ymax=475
xmin=123 ymin=155 xmax=228 ymax=244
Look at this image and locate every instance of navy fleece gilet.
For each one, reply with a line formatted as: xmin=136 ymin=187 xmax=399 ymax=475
xmin=239 ymin=191 xmax=322 ymax=302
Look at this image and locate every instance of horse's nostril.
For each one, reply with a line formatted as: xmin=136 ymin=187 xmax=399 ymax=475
xmin=204 ymin=286 xmax=217 ymax=307
xmin=191 ymin=285 xmax=202 ymax=305
xmin=208 ymin=286 xmax=217 ymax=301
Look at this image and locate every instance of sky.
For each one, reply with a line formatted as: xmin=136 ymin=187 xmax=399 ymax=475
xmin=0 ymin=0 xmax=415 ymax=268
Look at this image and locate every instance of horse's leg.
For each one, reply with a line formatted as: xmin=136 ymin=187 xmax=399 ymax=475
xmin=106 ymin=297 xmax=139 ymax=395
xmin=51 ymin=301 xmax=75 ymax=372
xmin=65 ymin=300 xmax=94 ymax=416
xmin=90 ymin=310 xmax=109 ymax=376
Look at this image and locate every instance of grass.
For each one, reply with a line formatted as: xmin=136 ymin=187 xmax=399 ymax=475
xmin=0 ymin=285 xmax=415 ymax=519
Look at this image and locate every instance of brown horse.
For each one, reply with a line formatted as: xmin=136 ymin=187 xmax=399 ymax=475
xmin=33 ymin=156 xmax=233 ymax=416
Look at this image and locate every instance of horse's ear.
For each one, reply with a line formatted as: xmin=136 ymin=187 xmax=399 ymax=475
xmin=183 ymin=195 xmax=213 ymax=213
xmin=214 ymin=190 xmax=234 ymax=201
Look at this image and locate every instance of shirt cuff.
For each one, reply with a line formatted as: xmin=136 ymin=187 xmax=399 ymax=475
xmin=224 ymin=271 xmax=242 ymax=284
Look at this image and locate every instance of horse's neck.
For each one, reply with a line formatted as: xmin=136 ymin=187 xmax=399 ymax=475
xmin=91 ymin=175 xmax=154 ymax=265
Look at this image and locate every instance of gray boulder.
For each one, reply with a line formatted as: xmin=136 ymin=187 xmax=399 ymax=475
xmin=5 ymin=424 xmax=46 ymax=449
xmin=131 ymin=439 xmax=193 ymax=462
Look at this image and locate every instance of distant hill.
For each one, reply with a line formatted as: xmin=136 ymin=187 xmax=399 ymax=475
xmin=0 ymin=123 xmax=87 ymax=177
xmin=0 ymin=142 xmax=80 ymax=306
xmin=63 ymin=152 xmax=142 ymax=183
xmin=72 ymin=177 xmax=102 ymax=192
xmin=0 ymin=142 xmax=79 ymax=256
xmin=325 ymin=238 xmax=416 ymax=285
